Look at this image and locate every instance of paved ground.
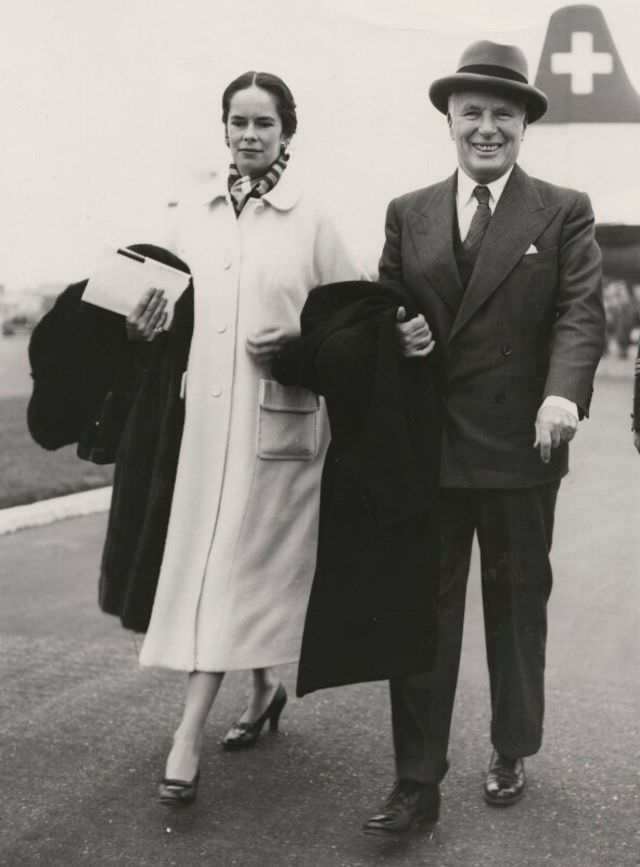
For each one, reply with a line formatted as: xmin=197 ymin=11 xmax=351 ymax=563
xmin=1 ymin=367 xmax=639 ymax=867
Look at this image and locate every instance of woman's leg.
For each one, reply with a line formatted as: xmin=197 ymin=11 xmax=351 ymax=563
xmin=165 ymin=670 xmax=225 ymax=780
xmin=221 ymin=667 xmax=287 ymax=748
xmin=241 ymin=667 xmax=280 ymax=723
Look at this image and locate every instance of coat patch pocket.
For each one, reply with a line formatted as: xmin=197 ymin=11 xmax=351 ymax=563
xmin=257 ymin=379 xmax=320 ymax=460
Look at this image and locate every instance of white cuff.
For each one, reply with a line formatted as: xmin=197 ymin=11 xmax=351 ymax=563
xmin=541 ymin=395 xmax=578 ymax=419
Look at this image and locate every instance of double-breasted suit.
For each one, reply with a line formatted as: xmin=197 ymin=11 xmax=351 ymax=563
xmin=379 ymin=163 xmax=605 ymax=783
xmin=380 ymin=164 xmax=604 ymax=487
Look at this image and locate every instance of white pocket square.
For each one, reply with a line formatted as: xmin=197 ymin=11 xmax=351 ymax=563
xmin=524 ymin=243 xmax=538 ymax=255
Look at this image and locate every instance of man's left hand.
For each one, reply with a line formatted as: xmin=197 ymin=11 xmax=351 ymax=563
xmin=533 ymin=405 xmax=578 ymax=464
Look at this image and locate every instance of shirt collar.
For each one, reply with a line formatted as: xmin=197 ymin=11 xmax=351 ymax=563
xmin=199 ymin=160 xmax=302 ymax=211
xmin=457 ymin=165 xmax=514 ymax=208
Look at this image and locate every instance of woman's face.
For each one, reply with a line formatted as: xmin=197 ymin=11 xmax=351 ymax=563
xmin=226 ymin=85 xmax=284 ymax=177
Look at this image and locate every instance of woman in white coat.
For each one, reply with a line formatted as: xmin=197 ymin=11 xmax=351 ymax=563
xmin=126 ymin=71 xmax=366 ymax=805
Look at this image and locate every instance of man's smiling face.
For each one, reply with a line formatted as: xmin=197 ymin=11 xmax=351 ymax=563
xmin=447 ymin=90 xmax=526 ymax=184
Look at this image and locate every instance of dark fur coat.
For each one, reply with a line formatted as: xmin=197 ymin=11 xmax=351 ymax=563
xmin=27 ymin=245 xmax=193 ymax=631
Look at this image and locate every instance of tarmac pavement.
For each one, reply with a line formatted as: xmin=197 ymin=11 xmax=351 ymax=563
xmin=1 ymin=367 xmax=639 ymax=867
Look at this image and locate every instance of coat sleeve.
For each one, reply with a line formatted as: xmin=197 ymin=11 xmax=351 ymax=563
xmin=378 ymin=198 xmax=405 ymax=287
xmin=543 ymin=191 xmax=605 ymax=417
xmin=312 ymin=209 xmax=370 ymax=286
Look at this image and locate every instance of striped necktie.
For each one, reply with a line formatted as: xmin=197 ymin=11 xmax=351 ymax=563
xmin=462 ymin=185 xmax=492 ymax=269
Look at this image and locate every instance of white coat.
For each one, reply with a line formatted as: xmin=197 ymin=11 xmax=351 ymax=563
xmin=139 ymin=164 xmax=367 ymax=671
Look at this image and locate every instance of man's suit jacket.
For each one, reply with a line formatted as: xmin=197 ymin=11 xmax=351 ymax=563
xmin=379 ymin=164 xmax=605 ymax=488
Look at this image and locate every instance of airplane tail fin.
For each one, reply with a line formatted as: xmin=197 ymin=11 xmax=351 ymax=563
xmin=534 ymin=4 xmax=640 ymax=123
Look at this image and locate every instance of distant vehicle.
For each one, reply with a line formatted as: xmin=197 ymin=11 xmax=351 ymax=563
xmin=2 ymin=314 xmax=39 ymax=336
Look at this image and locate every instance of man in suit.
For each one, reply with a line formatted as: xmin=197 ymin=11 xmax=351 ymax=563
xmin=364 ymin=40 xmax=605 ymax=835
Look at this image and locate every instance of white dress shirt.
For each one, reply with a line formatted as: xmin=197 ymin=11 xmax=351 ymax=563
xmin=455 ymin=167 xmax=578 ymax=421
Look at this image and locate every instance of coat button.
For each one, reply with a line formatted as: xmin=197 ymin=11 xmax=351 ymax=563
xmin=211 ymin=386 xmax=223 ymax=397
xmin=495 ymin=392 xmax=506 ymax=404
xmin=501 ymin=344 xmax=513 ymax=357
xmin=215 ymin=323 xmax=227 ymax=333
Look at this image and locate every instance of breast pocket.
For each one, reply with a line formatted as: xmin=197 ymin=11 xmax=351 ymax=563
xmin=257 ymin=379 xmax=320 ymax=461
xmin=511 ymin=246 xmax=559 ymax=325
xmin=520 ymin=246 xmax=558 ymax=269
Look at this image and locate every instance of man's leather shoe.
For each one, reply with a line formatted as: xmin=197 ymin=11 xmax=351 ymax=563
xmin=483 ymin=751 xmax=525 ymax=806
xmin=363 ymin=779 xmax=440 ymax=835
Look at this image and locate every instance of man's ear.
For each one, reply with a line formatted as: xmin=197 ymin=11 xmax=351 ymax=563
xmin=522 ymin=114 xmax=528 ymax=140
xmin=447 ymin=112 xmax=454 ymax=140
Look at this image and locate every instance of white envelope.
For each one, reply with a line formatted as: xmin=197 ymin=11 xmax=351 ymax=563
xmin=82 ymin=245 xmax=190 ymax=327
xmin=524 ymin=243 xmax=538 ymax=255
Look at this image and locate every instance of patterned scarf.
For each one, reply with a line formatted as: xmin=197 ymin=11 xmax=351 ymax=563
xmin=227 ymin=152 xmax=289 ymax=216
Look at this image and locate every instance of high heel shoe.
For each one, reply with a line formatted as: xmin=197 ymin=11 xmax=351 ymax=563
xmin=158 ymin=770 xmax=200 ymax=806
xmin=222 ymin=683 xmax=287 ymax=750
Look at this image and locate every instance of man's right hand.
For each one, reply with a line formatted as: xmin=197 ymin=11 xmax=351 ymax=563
xmin=126 ymin=288 xmax=167 ymax=342
xmin=395 ymin=306 xmax=435 ymax=358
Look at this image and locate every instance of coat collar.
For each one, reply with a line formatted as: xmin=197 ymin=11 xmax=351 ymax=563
xmin=261 ymin=163 xmax=303 ymax=211
xmin=198 ymin=161 xmax=303 ymax=212
xmin=406 ymin=172 xmax=465 ymax=315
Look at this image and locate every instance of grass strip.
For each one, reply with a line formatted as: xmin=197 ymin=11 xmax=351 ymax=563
xmin=0 ymin=396 xmax=113 ymax=508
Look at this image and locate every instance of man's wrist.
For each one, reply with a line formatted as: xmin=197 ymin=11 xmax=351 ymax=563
xmin=541 ymin=395 xmax=578 ymax=419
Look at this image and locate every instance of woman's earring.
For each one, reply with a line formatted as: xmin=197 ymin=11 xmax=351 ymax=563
xmin=281 ymin=139 xmax=290 ymax=152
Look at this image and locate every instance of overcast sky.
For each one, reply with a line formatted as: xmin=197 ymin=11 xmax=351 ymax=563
xmin=1 ymin=0 xmax=638 ymax=292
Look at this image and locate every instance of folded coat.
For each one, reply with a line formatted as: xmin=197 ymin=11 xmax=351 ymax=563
xmin=27 ymin=280 xmax=135 ymax=460
xmin=272 ymin=280 xmax=441 ymax=696
xmin=27 ymin=245 xmax=193 ymax=631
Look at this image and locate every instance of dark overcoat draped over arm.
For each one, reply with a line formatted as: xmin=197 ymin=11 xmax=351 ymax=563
xmin=27 ymin=281 xmax=135 ymax=456
xmin=27 ymin=245 xmax=193 ymax=632
xmin=273 ymin=281 xmax=441 ymax=696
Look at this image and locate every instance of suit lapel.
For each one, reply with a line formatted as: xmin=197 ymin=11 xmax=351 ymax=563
xmin=406 ymin=174 xmax=465 ymax=315
xmin=449 ymin=165 xmax=561 ymax=341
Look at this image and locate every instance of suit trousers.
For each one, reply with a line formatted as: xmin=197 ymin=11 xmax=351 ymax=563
xmin=390 ymin=481 xmax=560 ymax=783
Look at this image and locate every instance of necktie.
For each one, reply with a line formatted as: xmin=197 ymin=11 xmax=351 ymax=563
xmin=462 ymin=185 xmax=492 ymax=270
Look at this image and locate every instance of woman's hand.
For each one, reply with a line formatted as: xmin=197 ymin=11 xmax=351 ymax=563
xmin=125 ymin=289 xmax=168 ymax=342
xmin=246 ymin=326 xmax=296 ymax=363
xmin=395 ymin=306 xmax=436 ymax=358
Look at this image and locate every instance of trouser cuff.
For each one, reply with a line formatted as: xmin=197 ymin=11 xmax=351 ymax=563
xmin=491 ymin=732 xmax=542 ymax=760
xmin=396 ymin=757 xmax=449 ymax=784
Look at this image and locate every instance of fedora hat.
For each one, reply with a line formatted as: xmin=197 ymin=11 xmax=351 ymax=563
xmin=429 ymin=40 xmax=548 ymax=123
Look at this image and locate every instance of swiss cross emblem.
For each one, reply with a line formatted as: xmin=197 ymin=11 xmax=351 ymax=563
xmin=551 ymin=32 xmax=613 ymax=94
